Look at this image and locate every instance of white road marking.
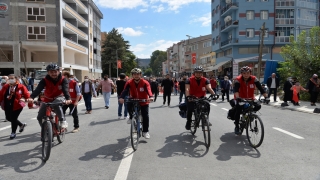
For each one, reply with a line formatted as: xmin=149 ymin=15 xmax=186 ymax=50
xmin=114 ymin=141 xmax=134 ymax=180
xmin=0 ymin=126 xmax=11 ymax=132
xmin=273 ymin=127 xmax=304 ymax=139
xmin=210 ymin=103 xmax=217 ymax=106
xmin=31 ymin=117 xmax=36 ymax=119
xmin=221 ymin=108 xmax=229 ymax=111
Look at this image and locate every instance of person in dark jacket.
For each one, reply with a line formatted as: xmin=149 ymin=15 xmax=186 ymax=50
xmin=178 ymin=75 xmax=187 ymax=104
xmin=267 ymin=73 xmax=280 ymax=102
xmin=282 ymin=77 xmax=296 ymax=106
xmin=150 ymin=78 xmax=158 ymax=102
xmin=220 ymin=76 xmax=231 ymax=102
xmin=306 ymin=74 xmax=320 ymax=106
xmin=116 ymin=73 xmax=128 ymax=119
xmin=161 ymin=74 xmax=173 ymax=106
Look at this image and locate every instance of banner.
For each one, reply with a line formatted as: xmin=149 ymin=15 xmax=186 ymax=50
xmin=117 ymin=60 xmax=122 ymax=69
xmin=191 ymin=53 xmax=196 ymax=64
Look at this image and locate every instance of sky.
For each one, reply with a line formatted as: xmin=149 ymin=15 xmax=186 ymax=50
xmin=93 ymin=0 xmax=212 ymax=58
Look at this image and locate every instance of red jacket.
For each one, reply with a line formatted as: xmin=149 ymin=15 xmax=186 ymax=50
xmin=43 ymin=76 xmax=64 ymax=102
xmin=210 ymin=79 xmax=217 ymax=88
xmin=236 ymin=75 xmax=256 ymax=99
xmin=69 ymin=80 xmax=78 ymax=104
xmin=189 ymin=76 xmax=207 ymax=98
xmin=0 ymin=83 xmax=30 ymax=111
xmin=121 ymin=79 xmax=152 ymax=106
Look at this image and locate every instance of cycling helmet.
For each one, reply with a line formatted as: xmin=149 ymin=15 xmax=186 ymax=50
xmin=46 ymin=64 xmax=59 ymax=71
xmin=131 ymin=68 xmax=142 ymax=74
xmin=194 ymin=66 xmax=204 ymax=72
xmin=240 ymin=66 xmax=252 ymax=73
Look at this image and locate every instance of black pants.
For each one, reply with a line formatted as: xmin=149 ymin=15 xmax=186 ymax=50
xmin=37 ymin=97 xmax=65 ymax=126
xmin=222 ymin=89 xmax=230 ymax=101
xmin=152 ymin=90 xmax=157 ymax=102
xmin=234 ymin=104 xmax=243 ymax=126
xmin=5 ymin=107 xmax=23 ymax=134
xmin=179 ymin=91 xmax=185 ymax=103
xmin=283 ymin=90 xmax=293 ymax=103
xmin=268 ymin=88 xmax=278 ymax=101
xmin=127 ymin=103 xmax=150 ymax=132
xmin=186 ymin=101 xmax=196 ymax=126
xmin=62 ymin=104 xmax=79 ymax=128
xmin=163 ymin=92 xmax=171 ymax=105
xmin=310 ymin=92 xmax=319 ymax=103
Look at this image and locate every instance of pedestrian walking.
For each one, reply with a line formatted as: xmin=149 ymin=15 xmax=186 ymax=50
xmin=150 ymin=77 xmax=158 ymax=102
xmin=116 ymin=73 xmax=128 ymax=119
xmin=28 ymin=75 xmax=34 ymax=92
xmin=173 ymin=78 xmax=178 ymax=95
xmin=81 ymin=76 xmax=96 ymax=114
xmin=62 ymin=71 xmax=81 ymax=132
xmin=267 ymin=73 xmax=280 ymax=102
xmin=178 ymin=75 xmax=187 ymax=104
xmin=161 ymin=74 xmax=173 ymax=106
xmin=306 ymin=74 xmax=320 ymax=106
xmin=209 ymin=76 xmax=217 ymax=94
xmin=290 ymin=81 xmax=308 ymax=106
xmin=0 ymin=74 xmax=29 ymax=139
xmin=221 ymin=76 xmax=231 ymax=102
xmin=282 ymin=77 xmax=296 ymax=106
xmin=98 ymin=75 xmax=115 ymax=109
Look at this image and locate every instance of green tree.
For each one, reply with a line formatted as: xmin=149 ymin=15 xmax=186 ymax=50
xmin=280 ymin=26 xmax=320 ymax=100
xmin=143 ymin=68 xmax=153 ymax=76
xmin=149 ymin=50 xmax=167 ymax=76
xmin=101 ymin=28 xmax=130 ymax=77
xmin=121 ymin=51 xmax=137 ymax=75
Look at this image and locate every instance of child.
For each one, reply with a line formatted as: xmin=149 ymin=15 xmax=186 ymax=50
xmin=290 ymin=81 xmax=308 ymax=106
xmin=259 ymin=84 xmax=268 ymax=101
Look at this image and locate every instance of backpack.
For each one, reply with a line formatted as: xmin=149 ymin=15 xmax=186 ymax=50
xmin=227 ymin=107 xmax=236 ymax=120
xmin=179 ymin=103 xmax=187 ymax=118
xmin=313 ymin=108 xmax=320 ymax=113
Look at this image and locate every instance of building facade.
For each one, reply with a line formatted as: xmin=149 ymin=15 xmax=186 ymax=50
xmin=211 ymin=0 xmax=319 ymax=78
xmin=0 ymin=0 xmax=103 ymax=81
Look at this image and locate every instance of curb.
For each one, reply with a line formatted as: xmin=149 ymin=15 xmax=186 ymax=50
xmin=264 ymin=102 xmax=319 ymax=115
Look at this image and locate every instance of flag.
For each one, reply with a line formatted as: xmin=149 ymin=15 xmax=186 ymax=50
xmin=117 ymin=60 xmax=122 ymax=69
xmin=191 ymin=53 xmax=196 ymax=64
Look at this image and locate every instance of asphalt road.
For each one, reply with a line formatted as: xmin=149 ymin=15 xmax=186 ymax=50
xmin=0 ymin=94 xmax=319 ymax=180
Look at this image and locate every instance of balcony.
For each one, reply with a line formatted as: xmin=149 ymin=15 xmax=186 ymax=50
xmin=275 ymin=18 xmax=294 ymax=25
xmin=74 ymin=0 xmax=88 ymax=13
xmin=63 ymin=19 xmax=88 ymax=40
xmin=275 ymin=36 xmax=291 ymax=43
xmin=221 ymin=38 xmax=239 ymax=47
xmin=221 ymin=20 xmax=239 ymax=33
xmin=276 ymin=0 xmax=294 ymax=6
xmin=63 ymin=38 xmax=88 ymax=54
xmin=221 ymin=3 xmax=239 ymax=17
xmin=62 ymin=1 xmax=88 ymax=27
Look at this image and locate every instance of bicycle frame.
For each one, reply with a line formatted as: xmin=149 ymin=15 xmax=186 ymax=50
xmin=43 ymin=104 xmax=65 ymax=137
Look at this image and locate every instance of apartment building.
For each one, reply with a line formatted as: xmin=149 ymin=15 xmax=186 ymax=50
xmin=211 ymin=0 xmax=319 ymax=78
xmin=0 ymin=0 xmax=103 ymax=81
xmin=165 ymin=34 xmax=216 ymax=77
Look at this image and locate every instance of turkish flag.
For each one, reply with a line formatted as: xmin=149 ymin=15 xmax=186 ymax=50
xmin=191 ymin=53 xmax=196 ymax=64
xmin=117 ymin=60 xmax=122 ymax=69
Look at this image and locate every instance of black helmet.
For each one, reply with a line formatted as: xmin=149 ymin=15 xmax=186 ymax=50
xmin=46 ymin=64 xmax=59 ymax=71
xmin=194 ymin=66 xmax=204 ymax=72
xmin=240 ymin=66 xmax=252 ymax=73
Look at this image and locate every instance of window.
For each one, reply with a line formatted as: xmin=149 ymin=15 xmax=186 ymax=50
xmin=27 ymin=7 xmax=45 ymax=21
xmin=224 ymin=49 xmax=232 ymax=56
xmin=261 ymin=10 xmax=268 ymax=19
xmin=246 ymin=11 xmax=254 ymax=20
xmin=90 ymin=21 xmax=92 ymax=27
xmin=263 ymin=29 xmax=268 ymax=37
xmin=27 ymin=26 xmax=46 ymax=40
xmin=26 ymin=0 xmax=44 ymax=2
xmin=212 ymin=23 xmax=215 ymax=31
xmin=247 ymin=0 xmax=254 ymax=2
xmin=246 ymin=28 xmax=254 ymax=37
xmin=239 ymin=47 xmax=269 ymax=54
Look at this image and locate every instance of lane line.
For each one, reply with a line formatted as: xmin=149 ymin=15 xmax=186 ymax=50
xmin=273 ymin=127 xmax=304 ymax=139
xmin=0 ymin=126 xmax=11 ymax=132
xmin=31 ymin=117 xmax=37 ymax=119
xmin=210 ymin=103 xmax=217 ymax=106
xmin=114 ymin=141 xmax=134 ymax=180
xmin=221 ymin=108 xmax=229 ymax=111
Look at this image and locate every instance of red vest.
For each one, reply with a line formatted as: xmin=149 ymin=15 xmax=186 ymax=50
xmin=236 ymin=75 xmax=256 ymax=99
xmin=0 ymin=84 xmax=30 ymax=111
xmin=189 ymin=76 xmax=207 ymax=98
xmin=43 ymin=76 xmax=65 ymax=102
xmin=127 ymin=79 xmax=152 ymax=105
xmin=69 ymin=80 xmax=77 ymax=103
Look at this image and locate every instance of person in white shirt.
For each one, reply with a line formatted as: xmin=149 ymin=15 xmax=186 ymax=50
xmin=267 ymin=73 xmax=280 ymax=102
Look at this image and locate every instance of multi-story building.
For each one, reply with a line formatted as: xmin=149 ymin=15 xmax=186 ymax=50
xmin=211 ymin=0 xmax=319 ymax=78
xmin=166 ymin=34 xmax=215 ymax=77
xmin=0 ymin=0 xmax=103 ymax=81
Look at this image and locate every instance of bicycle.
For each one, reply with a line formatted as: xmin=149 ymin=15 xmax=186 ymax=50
xmin=188 ymin=94 xmax=219 ymax=148
xmin=237 ymin=98 xmax=268 ymax=148
xmin=126 ymin=99 xmax=149 ymax=151
xmin=34 ymin=101 xmax=67 ymax=162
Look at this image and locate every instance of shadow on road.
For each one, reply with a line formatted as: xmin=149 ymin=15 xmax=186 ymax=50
xmin=213 ymin=132 xmax=261 ymax=161
xmin=0 ymin=136 xmax=45 ymax=173
xmin=0 ymin=132 xmax=40 ymax=145
xmin=156 ymin=132 xmax=209 ymax=158
xmin=89 ymin=118 xmax=123 ymax=126
xmin=79 ymin=137 xmax=131 ymax=161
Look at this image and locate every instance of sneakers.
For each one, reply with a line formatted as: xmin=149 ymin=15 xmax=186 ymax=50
xmin=185 ymin=122 xmax=191 ymax=130
xmin=19 ymin=123 xmax=27 ymax=133
xmin=124 ymin=116 xmax=128 ymax=120
xmin=105 ymin=106 xmax=109 ymax=109
xmin=72 ymin=128 xmax=79 ymax=133
xmin=10 ymin=133 xmax=16 ymax=139
xmin=127 ymin=119 xmax=132 ymax=124
xmin=118 ymin=116 xmax=122 ymax=120
xmin=143 ymin=132 xmax=150 ymax=139
xmin=60 ymin=121 xmax=68 ymax=128
xmin=234 ymin=126 xmax=240 ymax=135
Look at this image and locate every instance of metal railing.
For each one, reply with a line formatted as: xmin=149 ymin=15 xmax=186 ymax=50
xmin=221 ymin=38 xmax=239 ymax=46
xmin=221 ymin=20 xmax=239 ymax=31
xmin=221 ymin=2 xmax=239 ymax=15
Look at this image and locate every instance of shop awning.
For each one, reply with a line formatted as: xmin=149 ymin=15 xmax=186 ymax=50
xmin=233 ymin=54 xmax=266 ymax=63
xmin=204 ymin=60 xmax=231 ymax=72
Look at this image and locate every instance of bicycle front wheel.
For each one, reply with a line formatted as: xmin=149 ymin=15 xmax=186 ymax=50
xmin=190 ymin=113 xmax=197 ymax=135
xmin=246 ymin=114 xmax=264 ymax=148
xmin=130 ymin=118 xmax=139 ymax=151
xmin=42 ymin=120 xmax=53 ymax=162
xmin=201 ymin=114 xmax=211 ymax=148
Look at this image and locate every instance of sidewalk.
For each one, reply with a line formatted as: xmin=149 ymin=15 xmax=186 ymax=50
xmin=255 ymin=95 xmax=320 ymax=115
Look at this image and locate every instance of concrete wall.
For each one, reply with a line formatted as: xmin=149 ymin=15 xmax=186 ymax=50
xmin=64 ymin=50 xmax=75 ymax=64
xmin=75 ymin=53 xmax=88 ymax=67
xmin=33 ymin=52 xmax=58 ymax=62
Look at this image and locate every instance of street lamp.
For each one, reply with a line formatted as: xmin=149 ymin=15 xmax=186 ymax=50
xmin=105 ymin=46 xmax=124 ymax=78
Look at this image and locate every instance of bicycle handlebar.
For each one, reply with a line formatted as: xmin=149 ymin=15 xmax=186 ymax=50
xmin=125 ymin=99 xmax=150 ymax=103
xmin=33 ymin=101 xmax=65 ymax=106
xmin=188 ymin=94 xmax=219 ymax=102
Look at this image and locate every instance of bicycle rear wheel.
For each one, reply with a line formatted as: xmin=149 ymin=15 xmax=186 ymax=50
xmin=130 ymin=117 xmax=139 ymax=151
xmin=42 ymin=121 xmax=52 ymax=162
xmin=201 ymin=114 xmax=211 ymax=148
xmin=246 ymin=114 xmax=264 ymax=148
xmin=190 ymin=113 xmax=198 ymax=135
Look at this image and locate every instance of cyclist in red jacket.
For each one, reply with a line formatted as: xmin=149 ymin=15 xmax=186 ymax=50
xmin=119 ymin=68 xmax=153 ymax=139
xmin=233 ymin=66 xmax=269 ymax=135
xmin=185 ymin=66 xmax=216 ymax=130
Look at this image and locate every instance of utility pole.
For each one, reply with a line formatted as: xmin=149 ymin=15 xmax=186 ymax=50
xmin=257 ymin=22 xmax=265 ymax=84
